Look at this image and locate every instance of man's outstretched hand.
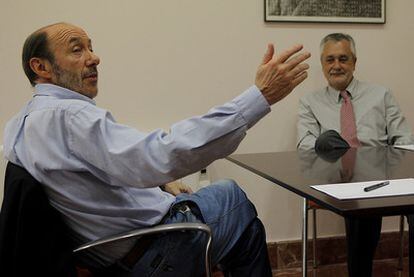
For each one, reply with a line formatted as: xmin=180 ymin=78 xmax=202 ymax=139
xmin=255 ymin=44 xmax=311 ymax=105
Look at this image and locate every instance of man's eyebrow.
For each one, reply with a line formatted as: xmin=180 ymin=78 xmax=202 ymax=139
xmin=68 ymin=37 xmax=92 ymax=45
xmin=68 ymin=37 xmax=82 ymax=44
xmin=325 ymin=54 xmax=349 ymax=58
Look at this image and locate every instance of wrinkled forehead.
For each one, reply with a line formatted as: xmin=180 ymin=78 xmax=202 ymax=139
xmin=324 ymin=40 xmax=352 ymax=52
xmin=322 ymin=40 xmax=354 ymax=57
xmin=44 ymin=23 xmax=91 ymax=49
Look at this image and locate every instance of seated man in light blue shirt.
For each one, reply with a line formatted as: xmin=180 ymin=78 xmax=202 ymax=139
xmin=3 ymin=22 xmax=310 ymax=276
xmin=297 ymin=33 xmax=413 ymax=277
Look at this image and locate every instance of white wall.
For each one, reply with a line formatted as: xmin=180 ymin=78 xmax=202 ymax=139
xmin=1 ymin=0 xmax=413 ymax=241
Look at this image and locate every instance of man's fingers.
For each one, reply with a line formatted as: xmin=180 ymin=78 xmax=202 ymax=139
xmin=285 ymin=52 xmax=311 ymax=71
xmin=183 ymin=186 xmax=193 ymax=194
xmin=255 ymin=43 xmax=311 ymax=106
xmin=276 ymin=44 xmax=304 ymax=64
xmin=261 ymin=44 xmax=274 ymax=65
xmin=290 ymin=70 xmax=309 ymax=88
xmin=177 ymin=183 xmax=193 ymax=194
xmin=288 ymin=63 xmax=310 ymax=78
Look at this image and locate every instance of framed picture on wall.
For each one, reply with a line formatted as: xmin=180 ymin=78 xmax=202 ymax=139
xmin=265 ymin=0 xmax=386 ymax=23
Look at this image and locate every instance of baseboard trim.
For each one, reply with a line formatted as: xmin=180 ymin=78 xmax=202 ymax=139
xmin=267 ymin=231 xmax=408 ymax=269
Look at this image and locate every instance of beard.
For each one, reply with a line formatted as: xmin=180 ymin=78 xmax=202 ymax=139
xmin=51 ymin=63 xmax=98 ymax=98
xmin=52 ymin=63 xmax=84 ymax=93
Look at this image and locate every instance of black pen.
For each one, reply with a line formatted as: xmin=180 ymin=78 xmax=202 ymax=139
xmin=363 ymin=181 xmax=390 ymax=192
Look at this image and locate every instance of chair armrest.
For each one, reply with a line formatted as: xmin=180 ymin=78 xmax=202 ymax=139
xmin=73 ymin=222 xmax=212 ymax=277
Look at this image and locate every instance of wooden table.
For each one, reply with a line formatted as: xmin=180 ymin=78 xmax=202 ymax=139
xmin=227 ymin=147 xmax=414 ymax=276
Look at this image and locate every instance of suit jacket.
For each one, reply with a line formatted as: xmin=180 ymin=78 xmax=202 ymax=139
xmin=0 ymin=162 xmax=76 ymax=276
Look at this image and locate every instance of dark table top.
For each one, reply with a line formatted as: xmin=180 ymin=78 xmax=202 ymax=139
xmin=227 ymin=147 xmax=414 ymax=217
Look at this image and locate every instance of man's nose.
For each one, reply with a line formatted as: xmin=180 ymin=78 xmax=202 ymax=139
xmin=332 ymin=59 xmax=341 ymax=68
xmin=86 ymin=51 xmax=100 ymax=66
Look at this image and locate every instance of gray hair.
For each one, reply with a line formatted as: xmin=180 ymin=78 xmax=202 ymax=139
xmin=320 ymin=33 xmax=356 ymax=59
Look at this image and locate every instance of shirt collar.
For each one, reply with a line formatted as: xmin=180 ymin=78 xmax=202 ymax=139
xmin=326 ymin=78 xmax=358 ymax=103
xmin=33 ymin=84 xmax=96 ymax=105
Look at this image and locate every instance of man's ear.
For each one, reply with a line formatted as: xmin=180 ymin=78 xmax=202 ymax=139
xmin=29 ymin=57 xmax=53 ymax=81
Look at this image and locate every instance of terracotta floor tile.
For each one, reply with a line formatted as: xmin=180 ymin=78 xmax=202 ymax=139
xmin=272 ymin=258 xmax=409 ymax=277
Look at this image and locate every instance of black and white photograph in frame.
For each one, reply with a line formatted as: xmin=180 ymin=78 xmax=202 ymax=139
xmin=265 ymin=0 xmax=385 ymax=23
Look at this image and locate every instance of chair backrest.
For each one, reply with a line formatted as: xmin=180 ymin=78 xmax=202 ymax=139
xmin=0 ymin=152 xmax=6 ymax=208
xmin=0 ymin=162 xmax=213 ymax=277
xmin=0 ymin=162 xmax=76 ymax=277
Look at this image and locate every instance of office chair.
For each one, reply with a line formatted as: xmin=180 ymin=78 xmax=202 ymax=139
xmin=307 ymin=201 xmax=405 ymax=270
xmin=74 ymin=222 xmax=212 ymax=276
xmin=0 ymin=162 xmax=213 ymax=277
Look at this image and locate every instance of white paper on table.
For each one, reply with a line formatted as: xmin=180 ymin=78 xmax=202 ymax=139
xmin=394 ymin=145 xmax=414 ymax=151
xmin=311 ymin=178 xmax=414 ymax=200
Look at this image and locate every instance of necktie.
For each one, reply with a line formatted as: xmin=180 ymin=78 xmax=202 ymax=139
xmin=340 ymin=147 xmax=357 ymax=182
xmin=340 ymin=90 xmax=361 ymax=147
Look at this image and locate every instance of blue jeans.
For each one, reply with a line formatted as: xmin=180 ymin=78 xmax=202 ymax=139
xmin=121 ymin=179 xmax=272 ymax=277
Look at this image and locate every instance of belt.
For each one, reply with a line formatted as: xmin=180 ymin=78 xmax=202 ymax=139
xmin=120 ymin=202 xmax=194 ymax=268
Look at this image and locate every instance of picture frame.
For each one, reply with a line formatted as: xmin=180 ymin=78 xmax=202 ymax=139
xmin=265 ymin=0 xmax=386 ymax=24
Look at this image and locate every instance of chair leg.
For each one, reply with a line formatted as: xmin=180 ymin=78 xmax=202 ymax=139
xmin=398 ymin=215 xmax=405 ymax=270
xmin=312 ymin=208 xmax=318 ymax=269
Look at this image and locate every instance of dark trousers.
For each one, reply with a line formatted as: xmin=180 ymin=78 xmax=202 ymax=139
xmin=218 ymin=218 xmax=272 ymax=277
xmin=407 ymin=215 xmax=414 ymax=277
xmin=346 ymin=215 xmax=414 ymax=277
xmin=345 ymin=216 xmax=382 ymax=277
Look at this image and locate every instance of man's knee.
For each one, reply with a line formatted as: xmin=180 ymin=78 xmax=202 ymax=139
xmin=212 ymin=179 xmax=245 ymax=198
xmin=213 ymin=178 xmax=238 ymax=188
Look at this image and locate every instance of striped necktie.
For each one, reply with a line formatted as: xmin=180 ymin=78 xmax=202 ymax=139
xmin=340 ymin=90 xmax=361 ymax=147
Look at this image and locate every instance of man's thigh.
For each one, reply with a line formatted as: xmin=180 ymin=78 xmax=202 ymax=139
xmin=175 ymin=179 xmax=258 ymax=263
xmin=122 ymin=180 xmax=259 ymax=276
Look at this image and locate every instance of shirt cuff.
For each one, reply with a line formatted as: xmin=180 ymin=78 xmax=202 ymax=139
xmin=232 ymin=85 xmax=271 ymax=129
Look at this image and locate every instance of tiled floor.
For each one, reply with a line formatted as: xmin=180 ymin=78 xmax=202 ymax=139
xmin=273 ymin=258 xmax=409 ymax=277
